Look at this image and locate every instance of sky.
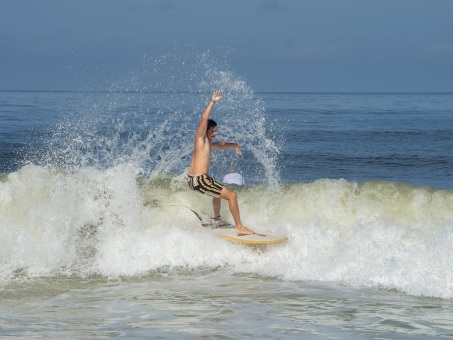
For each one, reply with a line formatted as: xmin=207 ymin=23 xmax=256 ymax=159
xmin=1 ymin=0 xmax=453 ymax=92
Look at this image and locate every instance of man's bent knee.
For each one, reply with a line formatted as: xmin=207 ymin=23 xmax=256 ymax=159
xmin=226 ymin=191 xmax=237 ymax=202
xmin=220 ymin=188 xmax=237 ymax=201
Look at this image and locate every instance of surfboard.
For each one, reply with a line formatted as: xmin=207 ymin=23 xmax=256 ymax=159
xmin=184 ymin=206 xmax=287 ymax=245
xmin=198 ymin=221 xmax=288 ymax=245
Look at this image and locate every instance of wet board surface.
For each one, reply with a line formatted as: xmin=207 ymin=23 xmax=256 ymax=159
xmin=198 ymin=222 xmax=288 ymax=245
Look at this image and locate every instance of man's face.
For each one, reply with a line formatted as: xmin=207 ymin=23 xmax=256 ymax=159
xmin=207 ymin=126 xmax=217 ymax=142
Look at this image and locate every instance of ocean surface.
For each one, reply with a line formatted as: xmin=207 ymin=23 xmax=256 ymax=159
xmin=1 ymin=62 xmax=453 ymax=338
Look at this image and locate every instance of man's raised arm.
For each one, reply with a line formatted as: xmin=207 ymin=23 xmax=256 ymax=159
xmin=194 ymin=90 xmax=222 ymax=140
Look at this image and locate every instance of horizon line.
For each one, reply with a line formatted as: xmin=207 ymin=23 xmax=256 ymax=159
xmin=1 ymin=89 xmax=452 ymax=95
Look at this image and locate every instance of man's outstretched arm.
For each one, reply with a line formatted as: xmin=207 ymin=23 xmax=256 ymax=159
xmin=212 ymin=142 xmax=242 ymax=156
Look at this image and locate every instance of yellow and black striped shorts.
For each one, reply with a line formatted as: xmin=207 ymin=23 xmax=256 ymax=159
xmin=187 ymin=174 xmax=223 ymax=197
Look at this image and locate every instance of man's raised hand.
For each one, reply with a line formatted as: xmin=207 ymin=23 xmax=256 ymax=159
xmin=212 ymin=90 xmax=222 ymax=103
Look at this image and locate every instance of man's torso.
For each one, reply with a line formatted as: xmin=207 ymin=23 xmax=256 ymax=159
xmin=189 ymin=136 xmax=212 ymax=176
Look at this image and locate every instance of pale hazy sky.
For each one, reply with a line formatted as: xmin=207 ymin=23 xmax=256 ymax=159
xmin=1 ymin=0 xmax=453 ymax=92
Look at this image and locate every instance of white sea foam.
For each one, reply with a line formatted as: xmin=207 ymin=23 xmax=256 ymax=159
xmin=1 ymin=165 xmax=452 ymax=300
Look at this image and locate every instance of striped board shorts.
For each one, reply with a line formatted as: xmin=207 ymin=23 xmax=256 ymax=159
xmin=187 ymin=174 xmax=224 ymax=197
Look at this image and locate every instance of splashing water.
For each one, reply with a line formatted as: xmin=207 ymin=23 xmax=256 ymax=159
xmin=27 ymin=49 xmax=280 ymax=186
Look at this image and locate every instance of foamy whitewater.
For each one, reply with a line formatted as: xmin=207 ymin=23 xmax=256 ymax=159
xmin=1 ymin=51 xmax=452 ymax=338
xmin=2 ymin=165 xmax=452 ymax=299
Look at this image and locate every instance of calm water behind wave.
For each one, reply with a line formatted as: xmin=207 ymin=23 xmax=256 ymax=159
xmin=260 ymin=92 xmax=453 ymax=189
xmin=1 ymin=91 xmax=452 ymax=189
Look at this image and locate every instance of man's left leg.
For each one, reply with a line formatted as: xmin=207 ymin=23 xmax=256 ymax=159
xmin=218 ymin=186 xmax=254 ymax=235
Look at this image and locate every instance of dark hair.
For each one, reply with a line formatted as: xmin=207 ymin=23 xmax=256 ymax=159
xmin=207 ymin=119 xmax=217 ymax=132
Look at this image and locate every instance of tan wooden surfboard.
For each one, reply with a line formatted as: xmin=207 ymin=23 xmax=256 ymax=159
xmin=198 ymin=222 xmax=288 ymax=245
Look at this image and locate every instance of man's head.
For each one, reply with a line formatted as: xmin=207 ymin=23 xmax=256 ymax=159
xmin=207 ymin=119 xmax=217 ymax=141
xmin=207 ymin=119 xmax=217 ymax=132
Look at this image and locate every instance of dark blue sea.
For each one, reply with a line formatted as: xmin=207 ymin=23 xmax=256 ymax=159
xmin=1 ymin=66 xmax=452 ymax=338
xmin=2 ymin=91 xmax=453 ymax=189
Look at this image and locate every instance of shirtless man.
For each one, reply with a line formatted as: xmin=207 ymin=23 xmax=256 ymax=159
xmin=187 ymin=90 xmax=254 ymax=235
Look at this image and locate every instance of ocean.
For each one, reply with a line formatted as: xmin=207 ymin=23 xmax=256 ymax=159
xmin=1 ymin=61 xmax=452 ymax=338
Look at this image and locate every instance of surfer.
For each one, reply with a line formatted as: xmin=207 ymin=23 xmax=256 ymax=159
xmin=187 ymin=90 xmax=254 ymax=236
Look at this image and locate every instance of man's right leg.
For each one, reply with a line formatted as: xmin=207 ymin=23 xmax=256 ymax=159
xmin=212 ymin=197 xmax=221 ymax=218
xmin=211 ymin=197 xmax=229 ymax=227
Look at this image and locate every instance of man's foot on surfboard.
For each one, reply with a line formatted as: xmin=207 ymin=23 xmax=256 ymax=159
xmin=236 ymin=226 xmax=254 ymax=236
